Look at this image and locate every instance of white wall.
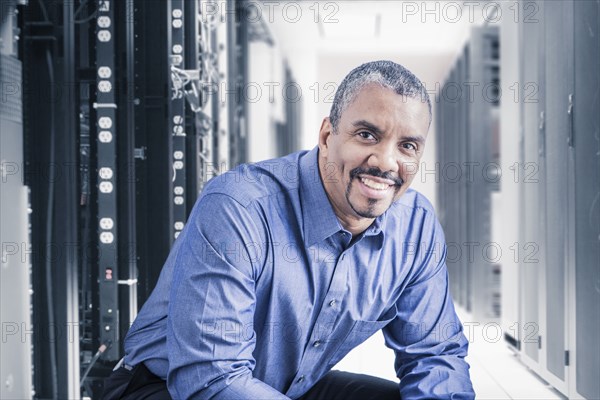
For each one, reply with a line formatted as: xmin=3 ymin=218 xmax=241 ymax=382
xmin=247 ymin=42 xmax=284 ymax=162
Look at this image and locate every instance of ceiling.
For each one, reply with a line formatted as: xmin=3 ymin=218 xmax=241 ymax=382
xmin=265 ymin=0 xmax=493 ymax=56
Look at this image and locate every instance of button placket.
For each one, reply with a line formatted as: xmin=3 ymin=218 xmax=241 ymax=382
xmin=296 ymin=246 xmax=349 ymax=384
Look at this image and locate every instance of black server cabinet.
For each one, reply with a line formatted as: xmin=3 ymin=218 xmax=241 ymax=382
xmin=573 ymin=1 xmax=600 ymax=398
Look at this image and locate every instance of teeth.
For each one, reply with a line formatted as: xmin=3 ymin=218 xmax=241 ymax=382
xmin=361 ymin=177 xmax=389 ymax=190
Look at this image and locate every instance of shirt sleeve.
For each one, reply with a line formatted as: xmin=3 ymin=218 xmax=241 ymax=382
xmin=165 ymin=193 xmax=290 ymax=400
xmin=382 ymin=216 xmax=475 ymax=399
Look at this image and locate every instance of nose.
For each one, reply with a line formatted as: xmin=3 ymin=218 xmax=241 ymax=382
xmin=367 ymin=143 xmax=399 ymax=174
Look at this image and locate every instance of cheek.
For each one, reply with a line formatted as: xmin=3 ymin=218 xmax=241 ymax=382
xmin=336 ymin=156 xmax=353 ymax=179
xmin=400 ymin=159 xmax=420 ymax=179
xmin=324 ymin=157 xmax=349 ymax=188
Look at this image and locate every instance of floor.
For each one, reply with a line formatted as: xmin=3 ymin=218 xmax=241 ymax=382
xmin=455 ymin=307 xmax=565 ymax=399
xmin=335 ymin=307 xmax=565 ymax=399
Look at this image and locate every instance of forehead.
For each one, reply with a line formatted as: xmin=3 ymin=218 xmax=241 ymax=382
xmin=341 ymin=84 xmax=431 ymax=132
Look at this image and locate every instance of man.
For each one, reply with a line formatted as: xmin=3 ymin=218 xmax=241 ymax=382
xmin=103 ymin=60 xmax=475 ymax=399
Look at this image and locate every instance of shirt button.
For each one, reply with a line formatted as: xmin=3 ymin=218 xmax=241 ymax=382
xmin=329 ymin=300 xmax=336 ymax=307
xmin=297 ymin=375 xmax=305 ymax=383
xmin=313 ymin=340 xmax=322 ymax=348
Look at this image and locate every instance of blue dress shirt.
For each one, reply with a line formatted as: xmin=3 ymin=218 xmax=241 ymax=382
xmin=124 ymin=147 xmax=475 ymax=399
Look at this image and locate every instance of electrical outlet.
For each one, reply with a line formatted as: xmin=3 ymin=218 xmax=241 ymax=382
xmin=171 ymin=55 xmax=183 ymax=65
xmin=98 ymin=66 xmax=112 ymax=79
xmin=97 ymin=30 xmax=112 ymax=42
xmin=99 ymin=218 xmax=114 ymax=230
xmin=98 ymin=80 xmax=112 ymax=93
xmin=98 ymin=131 xmax=113 ymax=143
xmin=98 ymin=167 xmax=113 ymax=179
xmin=100 ymin=232 xmax=114 ymax=244
xmin=97 ymin=16 xmax=111 ymax=28
xmin=99 ymin=181 xmax=113 ymax=193
xmin=98 ymin=117 xmax=112 ymax=129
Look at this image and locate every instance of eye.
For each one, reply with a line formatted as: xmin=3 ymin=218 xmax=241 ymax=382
xmin=402 ymin=142 xmax=418 ymax=152
xmin=357 ymin=131 xmax=376 ymax=141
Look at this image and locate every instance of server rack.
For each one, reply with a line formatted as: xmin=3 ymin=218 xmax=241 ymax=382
xmin=9 ymin=0 xmax=251 ymax=398
xmin=19 ymin=0 xmax=82 ymax=397
xmin=516 ymin=1 xmax=600 ymax=398
xmin=437 ymin=26 xmax=500 ymax=321
xmin=571 ymin=2 xmax=600 ymax=397
xmin=540 ymin=0 xmax=571 ymax=389
xmin=276 ymin=62 xmax=302 ymax=157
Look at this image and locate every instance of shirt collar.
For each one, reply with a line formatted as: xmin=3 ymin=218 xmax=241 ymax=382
xmin=365 ymin=214 xmax=385 ymax=237
xmin=299 ymin=147 xmax=343 ymax=247
xmin=299 ymin=147 xmax=386 ymax=247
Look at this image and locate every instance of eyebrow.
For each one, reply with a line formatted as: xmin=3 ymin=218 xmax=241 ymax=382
xmin=352 ymin=120 xmax=384 ymax=135
xmin=402 ymin=135 xmax=426 ymax=145
xmin=351 ymin=119 xmax=426 ymax=145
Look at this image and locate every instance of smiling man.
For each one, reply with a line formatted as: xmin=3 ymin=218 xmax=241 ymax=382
xmin=103 ymin=61 xmax=475 ymax=399
xmin=318 ymin=82 xmax=430 ymax=233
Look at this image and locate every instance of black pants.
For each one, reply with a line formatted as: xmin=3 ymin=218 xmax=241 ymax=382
xmin=102 ymin=364 xmax=400 ymax=400
xmin=102 ymin=362 xmax=169 ymax=400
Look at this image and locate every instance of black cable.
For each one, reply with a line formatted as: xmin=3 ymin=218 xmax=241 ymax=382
xmin=37 ymin=0 xmax=49 ymax=21
xmin=73 ymin=0 xmax=90 ymax=18
xmin=74 ymin=0 xmax=101 ymax=24
xmin=44 ymin=50 xmax=59 ymax=400
xmin=74 ymin=10 xmax=98 ymax=24
xmin=36 ymin=1 xmax=59 ymax=398
xmin=79 ymin=341 xmax=111 ymax=387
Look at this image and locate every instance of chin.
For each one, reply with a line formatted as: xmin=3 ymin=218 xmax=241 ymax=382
xmin=351 ymin=198 xmax=393 ymax=219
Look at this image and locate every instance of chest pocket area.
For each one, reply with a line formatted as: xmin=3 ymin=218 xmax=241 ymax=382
xmin=327 ymin=304 xmax=397 ymax=367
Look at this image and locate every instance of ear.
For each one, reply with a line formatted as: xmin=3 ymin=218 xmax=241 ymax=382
xmin=318 ymin=117 xmax=333 ymax=158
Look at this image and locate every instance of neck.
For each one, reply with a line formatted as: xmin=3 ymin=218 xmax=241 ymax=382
xmin=336 ymin=213 xmax=374 ymax=237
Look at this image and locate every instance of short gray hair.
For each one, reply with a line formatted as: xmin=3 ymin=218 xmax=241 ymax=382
xmin=329 ymin=60 xmax=432 ymax=133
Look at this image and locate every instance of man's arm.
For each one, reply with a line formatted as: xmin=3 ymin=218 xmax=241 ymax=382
xmin=166 ymin=193 xmax=289 ymax=399
xmin=383 ymin=217 xmax=475 ymax=399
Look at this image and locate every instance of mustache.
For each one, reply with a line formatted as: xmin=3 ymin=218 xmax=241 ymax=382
xmin=349 ymin=167 xmax=404 ymax=187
